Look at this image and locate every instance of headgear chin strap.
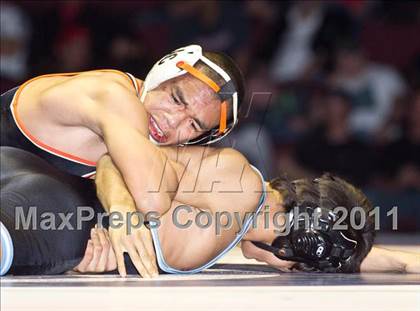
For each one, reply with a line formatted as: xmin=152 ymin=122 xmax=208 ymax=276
xmin=252 ymin=206 xmax=358 ymax=272
xmin=141 ymin=45 xmax=238 ymax=146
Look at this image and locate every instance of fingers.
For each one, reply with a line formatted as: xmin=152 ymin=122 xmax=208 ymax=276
xmin=125 ymin=240 xmax=152 ymax=278
xmin=107 ymin=218 xmax=159 ymax=278
xmin=103 ymin=229 xmax=117 ymax=271
xmin=74 ymin=227 xmax=118 ymax=274
xmin=116 ymin=250 xmax=127 ymax=277
xmin=93 ymin=228 xmax=110 ymax=272
xmin=110 ymin=233 xmax=127 ymax=277
xmin=86 ymin=228 xmax=102 ymax=271
xmin=110 ymin=230 xmax=129 ymax=277
xmin=74 ymin=240 xmax=94 ymax=273
xmin=138 ymin=227 xmax=155 ymax=260
xmin=136 ymin=228 xmax=159 ymax=277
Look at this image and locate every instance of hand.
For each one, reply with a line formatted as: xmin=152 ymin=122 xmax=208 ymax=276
xmin=74 ymin=226 xmax=117 ymax=273
xmin=108 ymin=209 xmax=159 ymax=278
xmin=241 ymin=240 xmax=295 ymax=272
xmin=404 ymin=253 xmax=420 ymax=273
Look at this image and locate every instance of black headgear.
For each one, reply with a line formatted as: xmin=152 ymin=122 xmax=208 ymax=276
xmin=253 ymin=206 xmax=358 ymax=272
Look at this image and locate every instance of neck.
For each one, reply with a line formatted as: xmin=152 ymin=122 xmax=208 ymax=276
xmin=243 ymin=182 xmax=287 ymax=243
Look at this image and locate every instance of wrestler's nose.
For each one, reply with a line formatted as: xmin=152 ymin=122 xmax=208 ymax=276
xmin=164 ymin=111 xmax=187 ymax=129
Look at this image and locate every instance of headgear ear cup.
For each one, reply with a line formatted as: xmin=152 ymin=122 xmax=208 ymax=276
xmin=141 ymin=45 xmax=239 ymax=146
xmin=252 ymin=206 xmax=358 ymax=272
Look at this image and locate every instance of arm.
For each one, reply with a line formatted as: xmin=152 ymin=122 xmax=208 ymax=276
xmin=95 ymin=154 xmax=138 ymax=214
xmin=99 ymin=112 xmax=177 ymax=217
xmin=98 ymin=147 xmax=263 ymax=271
xmin=94 ymin=154 xmax=160 ymax=277
xmin=361 ymin=246 xmax=420 ymax=273
xmin=239 ymin=244 xmax=420 ymax=274
xmin=41 ymin=74 xmax=176 ymax=217
xmin=158 ymin=148 xmax=264 ymax=269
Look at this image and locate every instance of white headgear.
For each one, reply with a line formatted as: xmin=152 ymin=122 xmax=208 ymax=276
xmin=141 ymin=45 xmax=239 ymax=145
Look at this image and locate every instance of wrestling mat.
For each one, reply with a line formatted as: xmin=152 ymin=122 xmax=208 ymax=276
xmin=1 ymin=234 xmax=419 ymax=311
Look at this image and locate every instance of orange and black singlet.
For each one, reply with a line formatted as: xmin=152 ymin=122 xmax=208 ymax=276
xmin=0 ymin=70 xmax=141 ymax=178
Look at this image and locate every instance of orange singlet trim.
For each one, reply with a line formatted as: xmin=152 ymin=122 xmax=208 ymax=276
xmin=10 ymin=69 xmax=137 ymax=167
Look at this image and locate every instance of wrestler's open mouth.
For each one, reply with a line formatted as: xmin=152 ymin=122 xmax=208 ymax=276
xmin=149 ymin=116 xmax=168 ymax=143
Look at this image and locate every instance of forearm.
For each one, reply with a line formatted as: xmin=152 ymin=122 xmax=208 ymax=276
xmin=95 ymin=155 xmax=137 ymax=214
xmin=360 ymin=246 xmax=420 ymax=273
xmin=100 ymin=116 xmax=176 ymax=217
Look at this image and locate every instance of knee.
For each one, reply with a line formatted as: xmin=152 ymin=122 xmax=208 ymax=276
xmin=3 ymin=173 xmax=85 ymax=214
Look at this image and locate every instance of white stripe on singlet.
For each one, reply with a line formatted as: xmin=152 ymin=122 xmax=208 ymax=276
xmin=125 ymin=72 xmax=140 ymax=97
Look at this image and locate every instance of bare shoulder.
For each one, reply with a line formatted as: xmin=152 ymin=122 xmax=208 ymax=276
xmin=38 ymin=70 xmax=146 ymax=131
xmin=163 ymin=146 xmax=248 ymax=169
xmin=164 ymin=146 xmax=264 ymax=204
xmin=200 ymin=148 xmax=263 ymax=214
xmin=203 ymin=147 xmax=263 ymax=207
xmin=203 ymin=147 xmax=250 ymax=171
xmin=86 ymin=70 xmax=142 ymax=97
xmin=40 ymin=70 xmax=141 ymax=102
xmin=71 ymin=70 xmax=139 ymax=89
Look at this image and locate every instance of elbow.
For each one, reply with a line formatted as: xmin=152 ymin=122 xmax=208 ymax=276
xmin=132 ymin=192 xmax=170 ymax=219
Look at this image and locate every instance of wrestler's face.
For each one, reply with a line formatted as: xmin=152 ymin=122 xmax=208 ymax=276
xmin=142 ymin=75 xmax=221 ymax=145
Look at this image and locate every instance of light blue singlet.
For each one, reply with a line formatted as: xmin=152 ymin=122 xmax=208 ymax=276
xmin=0 ymin=221 xmax=14 ymax=276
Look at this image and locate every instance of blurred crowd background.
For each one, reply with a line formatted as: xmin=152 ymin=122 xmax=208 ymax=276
xmin=1 ymin=0 xmax=419 ymax=231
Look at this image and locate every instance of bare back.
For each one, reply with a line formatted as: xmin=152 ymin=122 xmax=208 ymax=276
xmin=153 ymin=146 xmax=263 ymax=269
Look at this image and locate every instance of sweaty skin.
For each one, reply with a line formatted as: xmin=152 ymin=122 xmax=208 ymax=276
xmin=15 ymin=71 xmax=146 ymax=162
xmin=94 ymin=148 xmax=420 ymax=273
xmin=96 ymin=146 xmax=265 ymax=270
xmin=8 ymin=70 xmax=223 ymax=277
xmin=12 ymin=70 xmax=221 ymax=217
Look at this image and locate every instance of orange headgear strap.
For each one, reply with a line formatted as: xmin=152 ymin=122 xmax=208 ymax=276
xmin=177 ymin=61 xmax=228 ymax=134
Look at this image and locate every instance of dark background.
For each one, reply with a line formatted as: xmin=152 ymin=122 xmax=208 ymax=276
xmin=1 ymin=0 xmax=419 ymax=231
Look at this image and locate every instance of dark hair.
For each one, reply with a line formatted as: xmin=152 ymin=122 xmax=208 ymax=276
xmin=270 ymin=173 xmax=375 ymax=273
xmin=196 ymin=51 xmax=245 ymax=121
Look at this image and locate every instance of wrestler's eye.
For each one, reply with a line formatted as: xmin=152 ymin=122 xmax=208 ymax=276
xmin=190 ymin=120 xmax=199 ymax=132
xmin=172 ymin=93 xmax=182 ymax=105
